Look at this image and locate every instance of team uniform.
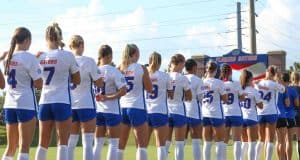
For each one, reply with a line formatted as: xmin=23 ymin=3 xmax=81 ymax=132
xmin=119 ymin=63 xmax=147 ymax=126
xmin=255 ymin=79 xmax=285 ymax=123
xmin=145 ymin=70 xmax=172 ymax=128
xmin=293 ymin=86 xmax=300 ymax=127
xmin=201 ymin=77 xmax=226 ymax=127
xmin=38 ymin=49 xmax=79 ymax=121
xmin=3 ymin=51 xmax=42 ymax=124
xmin=285 ymin=86 xmax=299 ymax=128
xmin=222 ymin=81 xmax=243 ymax=127
xmin=95 ymin=64 xmax=126 ymax=127
xmin=184 ymin=74 xmax=203 ymax=127
xmin=276 ymin=90 xmax=289 ymax=128
xmin=240 ymin=86 xmax=262 ymax=126
xmin=71 ymin=56 xmax=101 ymax=122
xmin=167 ymin=72 xmax=190 ymax=127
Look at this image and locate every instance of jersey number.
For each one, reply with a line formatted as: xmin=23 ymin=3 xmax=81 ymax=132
xmin=44 ymin=67 xmax=55 ymax=85
xmin=146 ymin=84 xmax=158 ymax=99
xmin=241 ymin=98 xmax=251 ymax=109
xmin=7 ymin=69 xmax=17 ymax=88
xmin=259 ymin=91 xmax=271 ymax=102
xmin=225 ymin=93 xmax=234 ymax=105
xmin=125 ymin=76 xmax=134 ymax=92
xmin=203 ymin=90 xmax=214 ymax=104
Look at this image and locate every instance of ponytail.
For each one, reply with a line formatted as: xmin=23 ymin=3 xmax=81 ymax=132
xmin=97 ymin=44 xmax=112 ymax=66
xmin=120 ymin=44 xmax=138 ymax=72
xmin=4 ymin=39 xmax=16 ymax=75
xmin=46 ymin=22 xmax=65 ymax=50
xmin=206 ymin=60 xmax=218 ymax=73
xmin=148 ymin=52 xmax=161 ymax=73
xmin=240 ymin=69 xmax=253 ymax=89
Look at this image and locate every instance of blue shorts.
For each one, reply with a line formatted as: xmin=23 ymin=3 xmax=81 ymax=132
xmin=72 ymin=109 xmax=96 ymax=122
xmin=38 ymin=103 xmax=72 ymax=121
xmin=122 ymin=108 xmax=147 ymax=127
xmin=225 ymin=116 xmax=243 ymax=127
xmin=169 ymin=114 xmax=187 ymax=127
xmin=148 ymin=113 xmax=168 ymax=128
xmin=258 ymin=114 xmax=278 ymax=124
xmin=4 ymin=109 xmax=36 ymax=124
xmin=96 ymin=112 xmax=122 ymax=127
xmin=243 ymin=119 xmax=258 ymax=127
xmin=202 ymin=117 xmax=224 ymax=127
xmin=187 ymin=117 xmax=202 ymax=127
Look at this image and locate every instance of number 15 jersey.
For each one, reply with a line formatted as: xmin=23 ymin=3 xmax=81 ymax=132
xmin=39 ymin=49 xmax=79 ymax=105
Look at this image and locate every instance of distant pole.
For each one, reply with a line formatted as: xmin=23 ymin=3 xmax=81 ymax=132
xmin=249 ymin=0 xmax=257 ymax=54
xmin=237 ymin=2 xmax=242 ymax=50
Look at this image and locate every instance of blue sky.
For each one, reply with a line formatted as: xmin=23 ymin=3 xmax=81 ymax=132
xmin=0 ymin=0 xmax=299 ymax=71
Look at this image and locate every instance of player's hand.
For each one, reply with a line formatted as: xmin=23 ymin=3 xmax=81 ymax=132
xmin=96 ymin=94 xmax=107 ymax=101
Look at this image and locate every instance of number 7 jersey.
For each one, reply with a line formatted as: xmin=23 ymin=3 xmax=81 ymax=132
xmin=38 ymin=49 xmax=79 ymax=105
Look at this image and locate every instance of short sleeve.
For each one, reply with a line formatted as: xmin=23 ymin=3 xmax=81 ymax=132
xmin=166 ymin=74 xmax=173 ymax=90
xmin=217 ymin=80 xmax=226 ymax=96
xmin=275 ymin=82 xmax=285 ymax=93
xmin=89 ymin=59 xmax=101 ymax=81
xmin=182 ymin=76 xmax=191 ymax=91
xmin=27 ymin=55 xmax=42 ymax=81
xmin=68 ymin=53 xmax=80 ymax=74
xmin=254 ymin=90 xmax=263 ymax=104
xmin=114 ymin=69 xmax=127 ymax=89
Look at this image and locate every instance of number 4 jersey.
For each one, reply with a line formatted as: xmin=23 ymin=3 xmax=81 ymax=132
xmin=255 ymin=79 xmax=285 ymax=115
xmin=4 ymin=51 xmax=42 ymax=110
xmin=38 ymin=49 xmax=79 ymax=105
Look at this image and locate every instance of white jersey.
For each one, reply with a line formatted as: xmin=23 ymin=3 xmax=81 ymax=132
xmin=222 ymin=81 xmax=243 ymax=117
xmin=4 ymin=51 xmax=42 ymax=110
xmin=96 ymin=65 xmax=126 ymax=114
xmin=184 ymin=74 xmax=203 ymax=119
xmin=145 ymin=70 xmax=172 ymax=114
xmin=255 ymin=79 xmax=285 ymax=115
xmin=167 ymin=72 xmax=191 ymax=116
xmin=240 ymin=86 xmax=262 ymax=121
xmin=201 ymin=77 xmax=226 ymax=119
xmin=39 ymin=49 xmax=79 ymax=105
xmin=119 ymin=63 xmax=146 ymax=110
xmin=71 ymin=56 xmax=101 ymax=109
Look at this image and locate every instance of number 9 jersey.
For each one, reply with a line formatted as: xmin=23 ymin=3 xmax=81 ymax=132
xmin=4 ymin=51 xmax=42 ymax=110
xmin=201 ymin=77 xmax=226 ymax=119
xmin=255 ymin=79 xmax=285 ymax=115
xmin=38 ymin=49 xmax=79 ymax=105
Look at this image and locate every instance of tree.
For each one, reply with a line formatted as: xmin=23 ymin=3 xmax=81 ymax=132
xmin=288 ymin=62 xmax=300 ymax=73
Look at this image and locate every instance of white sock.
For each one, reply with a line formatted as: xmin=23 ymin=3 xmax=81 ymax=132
xmin=175 ymin=141 xmax=184 ymax=160
xmin=57 ymin=145 xmax=68 ymax=160
xmin=17 ymin=153 xmax=29 ymax=160
xmin=255 ymin=141 xmax=264 ymax=160
xmin=215 ymin=142 xmax=224 ymax=160
xmin=266 ymin=142 xmax=274 ymax=160
xmin=222 ymin=142 xmax=227 ymax=160
xmin=136 ymin=147 xmax=147 ymax=160
xmin=82 ymin=133 xmax=94 ymax=160
xmin=192 ymin=139 xmax=201 ymax=160
xmin=107 ymin=138 xmax=119 ymax=160
xmin=35 ymin=146 xmax=47 ymax=160
xmin=165 ymin=140 xmax=171 ymax=153
xmin=241 ymin=142 xmax=248 ymax=160
xmin=2 ymin=156 xmax=13 ymax=160
xmin=93 ymin=137 xmax=105 ymax=160
xmin=233 ymin=141 xmax=241 ymax=160
xmin=248 ymin=142 xmax=256 ymax=160
xmin=117 ymin=150 xmax=124 ymax=160
xmin=157 ymin=146 xmax=167 ymax=160
xmin=203 ymin=141 xmax=212 ymax=160
xmin=68 ymin=134 xmax=79 ymax=160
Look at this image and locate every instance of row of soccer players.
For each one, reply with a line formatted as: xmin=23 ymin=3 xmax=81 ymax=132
xmin=1 ymin=23 xmax=299 ymax=160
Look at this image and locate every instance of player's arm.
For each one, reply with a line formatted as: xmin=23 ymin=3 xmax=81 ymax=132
xmin=256 ymin=102 xmax=263 ymax=109
xmin=142 ymin=65 xmax=153 ymax=93
xmin=184 ymin=89 xmax=192 ymax=101
xmin=0 ymin=69 xmax=5 ymax=89
xmin=97 ymin=86 xmax=127 ymax=101
xmin=71 ymin=72 xmax=81 ymax=85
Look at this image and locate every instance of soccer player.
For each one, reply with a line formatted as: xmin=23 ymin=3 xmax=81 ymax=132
xmin=93 ymin=44 xmax=127 ymax=160
xmin=35 ymin=23 xmax=81 ymax=160
xmin=184 ymin=59 xmax=203 ymax=160
xmin=166 ymin=54 xmax=192 ymax=160
xmin=291 ymin=71 xmax=300 ymax=158
xmin=2 ymin=27 xmax=42 ymax=160
xmin=145 ymin=52 xmax=173 ymax=160
xmin=67 ymin=35 xmax=103 ymax=160
xmin=239 ymin=69 xmax=262 ymax=160
xmin=220 ymin=64 xmax=244 ymax=160
xmin=254 ymin=65 xmax=285 ymax=160
xmin=118 ymin=44 xmax=152 ymax=160
xmin=201 ymin=61 xmax=228 ymax=160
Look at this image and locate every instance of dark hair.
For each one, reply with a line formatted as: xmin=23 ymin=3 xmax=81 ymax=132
xmin=267 ymin=65 xmax=277 ymax=77
xmin=98 ymin=44 xmax=113 ymax=65
xmin=5 ymin=27 xmax=31 ymax=75
xmin=170 ymin=54 xmax=185 ymax=65
xmin=46 ymin=23 xmax=65 ymax=49
xmin=281 ymin=72 xmax=290 ymax=83
xmin=240 ymin=69 xmax=253 ymax=89
xmin=206 ymin=60 xmax=218 ymax=73
xmin=220 ymin=63 xmax=232 ymax=81
xmin=185 ymin=59 xmax=197 ymax=72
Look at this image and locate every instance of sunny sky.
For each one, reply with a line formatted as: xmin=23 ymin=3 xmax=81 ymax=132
xmin=0 ymin=0 xmax=299 ymax=71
